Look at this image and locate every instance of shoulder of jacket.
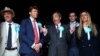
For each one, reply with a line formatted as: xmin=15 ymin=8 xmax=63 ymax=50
xmin=13 ymin=22 xmax=20 ymax=26
xmin=0 ymin=22 xmax=6 ymax=26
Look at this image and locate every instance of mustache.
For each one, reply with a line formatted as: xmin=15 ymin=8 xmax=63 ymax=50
xmin=5 ymin=16 xmax=10 ymax=18
xmin=54 ymin=20 xmax=57 ymax=21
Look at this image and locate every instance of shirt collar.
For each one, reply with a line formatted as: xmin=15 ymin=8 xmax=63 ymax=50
xmin=30 ymin=16 xmax=35 ymax=22
xmin=70 ymin=21 xmax=76 ymax=24
xmin=55 ymin=23 xmax=61 ymax=27
xmin=5 ymin=21 xmax=14 ymax=25
xmin=58 ymin=23 xmax=61 ymax=27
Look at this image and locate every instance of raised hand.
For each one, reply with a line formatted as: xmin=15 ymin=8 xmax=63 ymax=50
xmin=42 ymin=25 xmax=48 ymax=36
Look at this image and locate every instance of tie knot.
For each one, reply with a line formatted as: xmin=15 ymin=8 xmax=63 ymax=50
xmin=9 ymin=24 xmax=11 ymax=26
xmin=56 ymin=25 xmax=59 ymax=29
xmin=33 ymin=19 xmax=36 ymax=22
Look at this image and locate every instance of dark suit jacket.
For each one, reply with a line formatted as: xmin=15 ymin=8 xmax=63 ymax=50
xmin=77 ymin=26 xmax=100 ymax=56
xmin=19 ymin=18 xmax=44 ymax=54
xmin=67 ymin=22 xmax=79 ymax=48
xmin=45 ymin=24 xmax=70 ymax=56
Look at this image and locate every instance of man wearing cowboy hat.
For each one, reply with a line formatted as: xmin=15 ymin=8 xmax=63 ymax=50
xmin=0 ymin=7 xmax=20 ymax=56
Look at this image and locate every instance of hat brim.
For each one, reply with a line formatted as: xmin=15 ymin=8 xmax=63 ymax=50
xmin=0 ymin=10 xmax=15 ymax=17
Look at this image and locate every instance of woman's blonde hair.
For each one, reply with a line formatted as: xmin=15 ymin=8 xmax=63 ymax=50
xmin=77 ymin=11 xmax=97 ymax=39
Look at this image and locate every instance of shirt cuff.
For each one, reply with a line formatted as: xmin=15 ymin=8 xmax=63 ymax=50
xmin=70 ymin=29 xmax=74 ymax=34
xmin=31 ymin=43 xmax=35 ymax=48
xmin=43 ymin=29 xmax=48 ymax=36
xmin=39 ymin=43 xmax=42 ymax=48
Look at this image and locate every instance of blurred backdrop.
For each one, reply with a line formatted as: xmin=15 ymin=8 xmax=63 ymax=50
xmin=0 ymin=0 xmax=99 ymax=56
xmin=0 ymin=0 xmax=98 ymax=25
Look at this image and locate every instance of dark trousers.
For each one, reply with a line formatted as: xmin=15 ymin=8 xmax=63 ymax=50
xmin=48 ymin=45 xmax=68 ymax=56
xmin=20 ymin=53 xmax=40 ymax=56
xmin=20 ymin=51 xmax=41 ymax=56
xmin=69 ymin=47 xmax=79 ymax=56
xmin=79 ymin=47 xmax=100 ymax=56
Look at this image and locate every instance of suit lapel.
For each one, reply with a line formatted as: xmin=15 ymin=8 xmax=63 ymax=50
xmin=81 ymin=28 xmax=87 ymax=40
xmin=38 ymin=26 xmax=42 ymax=39
xmin=1 ymin=22 xmax=8 ymax=44
xmin=28 ymin=18 xmax=34 ymax=33
xmin=52 ymin=25 xmax=58 ymax=35
xmin=28 ymin=18 xmax=41 ymax=33
xmin=68 ymin=23 xmax=70 ymax=29
xmin=81 ymin=28 xmax=93 ymax=40
xmin=28 ymin=18 xmax=42 ymax=39
xmin=52 ymin=24 xmax=64 ymax=38
xmin=60 ymin=24 xmax=64 ymax=37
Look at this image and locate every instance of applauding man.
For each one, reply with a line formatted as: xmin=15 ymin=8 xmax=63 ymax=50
xmin=43 ymin=12 xmax=70 ymax=56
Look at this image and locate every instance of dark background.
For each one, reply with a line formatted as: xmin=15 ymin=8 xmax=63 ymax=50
xmin=0 ymin=0 xmax=99 ymax=56
xmin=0 ymin=0 xmax=99 ymax=26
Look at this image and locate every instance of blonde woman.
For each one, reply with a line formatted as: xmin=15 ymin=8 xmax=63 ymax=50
xmin=77 ymin=11 xmax=100 ymax=56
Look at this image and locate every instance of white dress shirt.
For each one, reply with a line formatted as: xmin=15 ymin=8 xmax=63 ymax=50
xmin=30 ymin=17 xmax=40 ymax=41
xmin=55 ymin=23 xmax=61 ymax=29
xmin=30 ymin=17 xmax=42 ymax=48
xmin=5 ymin=22 xmax=18 ymax=48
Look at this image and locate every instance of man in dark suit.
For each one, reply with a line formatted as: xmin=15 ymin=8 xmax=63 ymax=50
xmin=67 ymin=12 xmax=79 ymax=56
xmin=43 ymin=12 xmax=70 ymax=56
xmin=19 ymin=6 xmax=44 ymax=56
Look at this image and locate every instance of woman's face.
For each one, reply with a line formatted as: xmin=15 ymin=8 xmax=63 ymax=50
xmin=80 ymin=12 xmax=88 ymax=22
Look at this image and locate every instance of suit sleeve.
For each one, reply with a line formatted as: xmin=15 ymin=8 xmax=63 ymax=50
xmin=19 ymin=19 xmax=33 ymax=47
xmin=95 ymin=24 xmax=100 ymax=51
xmin=16 ymin=24 xmax=20 ymax=51
xmin=0 ymin=23 xmax=3 ymax=44
xmin=39 ymin=32 xmax=44 ymax=46
xmin=0 ymin=24 xmax=1 ymax=44
xmin=44 ymin=26 xmax=50 ymax=45
xmin=65 ymin=25 xmax=72 ymax=45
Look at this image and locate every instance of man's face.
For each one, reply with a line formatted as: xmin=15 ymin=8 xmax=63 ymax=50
xmin=29 ymin=9 xmax=38 ymax=19
xmin=3 ymin=12 xmax=13 ymax=22
xmin=69 ymin=13 xmax=77 ymax=22
xmin=53 ymin=13 xmax=61 ymax=25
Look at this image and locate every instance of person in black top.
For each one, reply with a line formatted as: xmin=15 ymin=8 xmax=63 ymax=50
xmin=77 ymin=11 xmax=100 ymax=56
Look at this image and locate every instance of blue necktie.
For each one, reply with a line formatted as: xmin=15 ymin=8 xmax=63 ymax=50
xmin=7 ymin=24 xmax=12 ymax=48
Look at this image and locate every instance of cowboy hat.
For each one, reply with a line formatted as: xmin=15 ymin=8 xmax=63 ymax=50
xmin=0 ymin=7 xmax=15 ymax=17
